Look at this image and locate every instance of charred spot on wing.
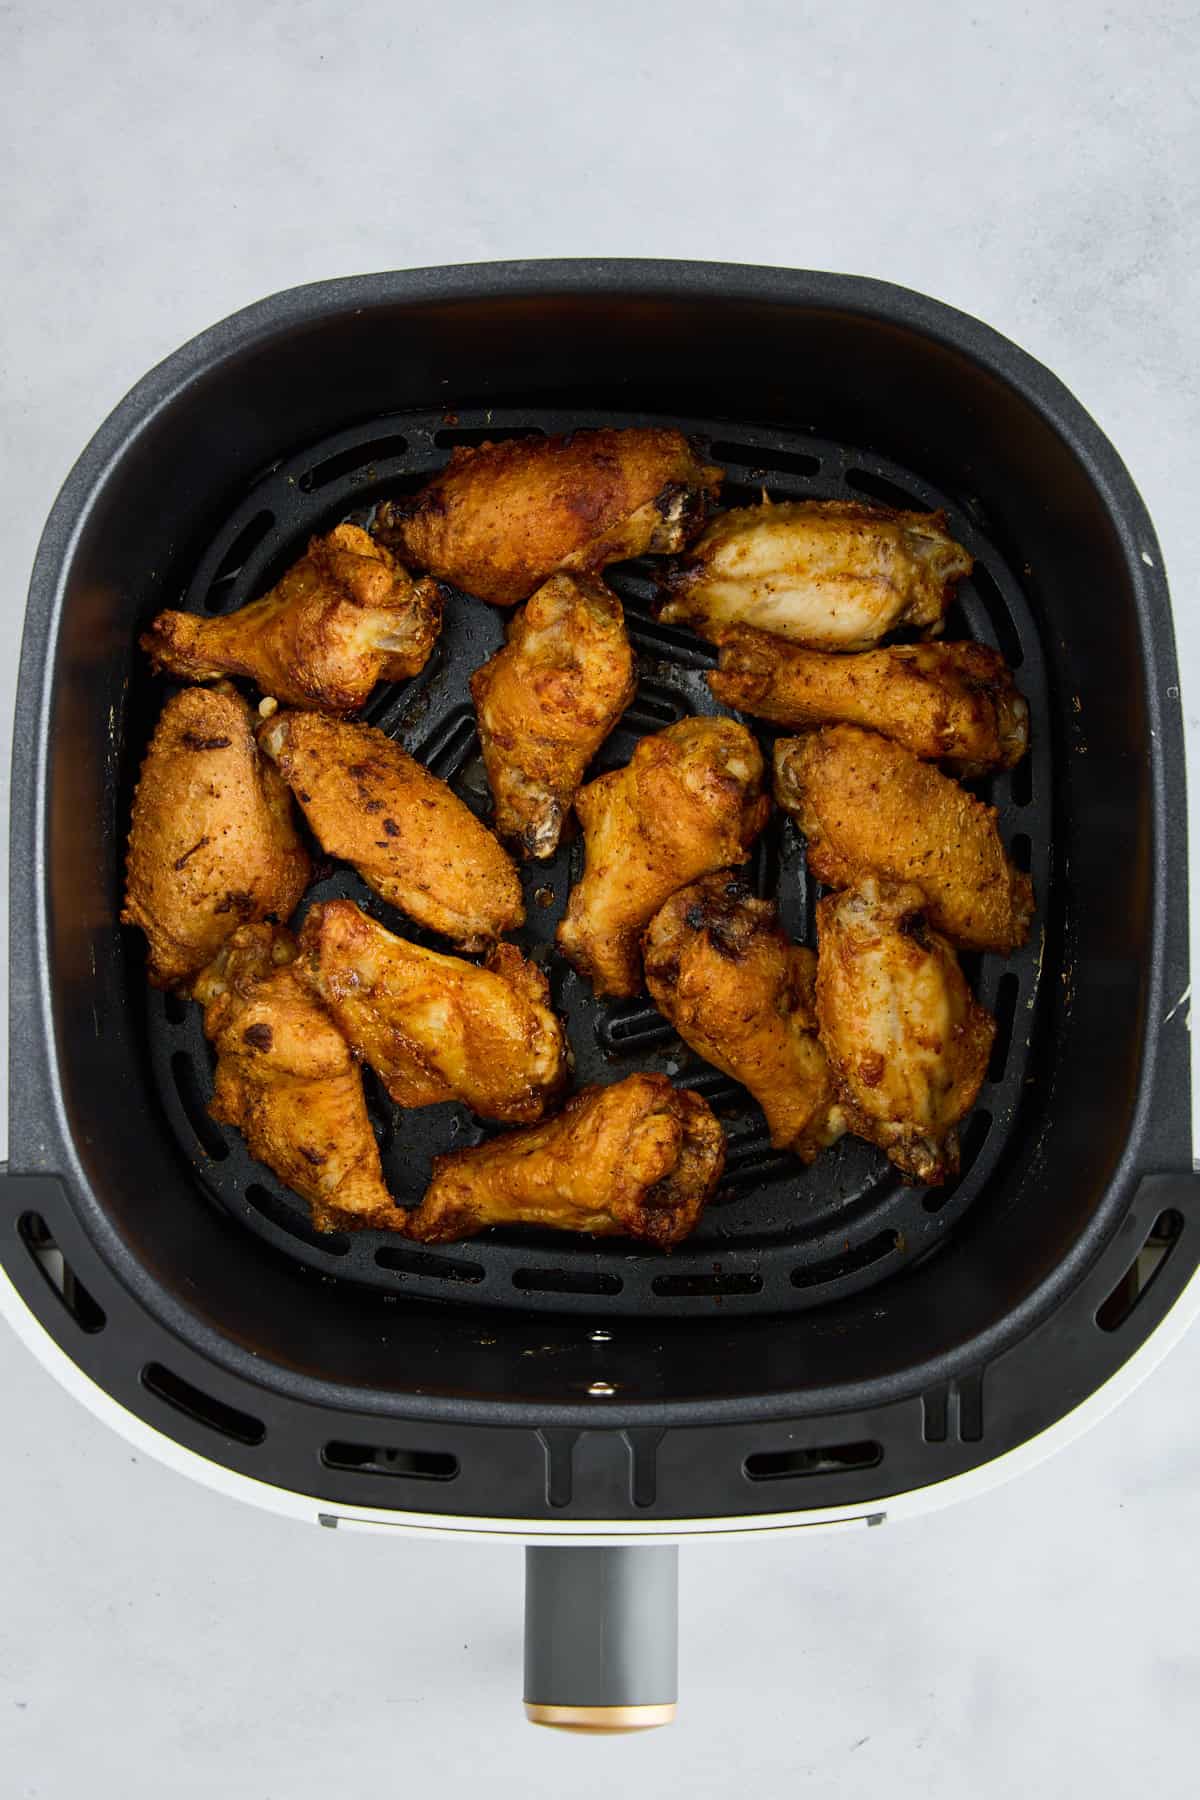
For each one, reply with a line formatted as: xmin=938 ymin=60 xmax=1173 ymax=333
xmin=242 ymin=1022 xmax=273 ymax=1051
xmin=180 ymin=732 xmax=232 ymax=751
xmin=898 ymin=908 xmax=932 ymax=949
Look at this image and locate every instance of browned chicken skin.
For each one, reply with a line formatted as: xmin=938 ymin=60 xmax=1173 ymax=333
xmin=710 ymin=630 xmax=1029 ymax=775
xmin=122 ymin=685 xmax=310 ymax=989
xmin=404 ymin=1073 xmax=725 ymax=1247
xmin=470 ymin=571 xmax=636 ymax=858
xmin=259 ymin=710 xmax=524 ymax=950
xmin=297 ymin=899 xmax=568 ymax=1123
xmin=774 ymin=726 xmax=1034 ymax=953
xmin=643 ymin=875 xmax=845 ymax=1159
xmin=661 ymin=500 xmax=972 ymax=648
xmin=193 ymin=924 xmax=400 ymax=1232
xmin=557 ymin=716 xmax=771 ymax=998
xmin=815 ymin=878 xmax=995 ymax=1184
xmin=141 ymin=526 xmax=442 ymax=713
xmin=376 ymin=427 xmax=722 ymax=606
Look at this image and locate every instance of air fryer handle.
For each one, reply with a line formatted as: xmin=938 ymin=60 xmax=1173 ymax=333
xmin=523 ymin=1545 xmax=678 ymax=1729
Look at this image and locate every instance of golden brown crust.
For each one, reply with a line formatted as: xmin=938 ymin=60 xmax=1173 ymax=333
xmin=643 ymin=875 xmax=845 ymax=1159
xmin=710 ymin=630 xmax=1029 ymax=774
xmin=296 ymin=899 xmax=568 ymax=1124
xmin=773 ymin=725 xmax=1034 ymax=953
xmin=377 ymin=427 xmax=722 ymax=605
xmin=557 ymin=716 xmax=771 ymax=998
xmin=404 ymin=1073 xmax=725 ymax=1247
xmin=140 ymin=525 xmax=442 ymax=713
xmin=193 ymin=924 xmax=400 ymax=1232
xmin=121 ymin=686 xmax=311 ymax=989
xmin=470 ymin=572 xmax=636 ymax=858
xmin=815 ymin=878 xmax=995 ymax=1184
xmin=259 ymin=710 xmax=524 ymax=949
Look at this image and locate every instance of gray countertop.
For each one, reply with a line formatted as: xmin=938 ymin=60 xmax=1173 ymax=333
xmin=3 ymin=3 xmax=1199 ymax=1794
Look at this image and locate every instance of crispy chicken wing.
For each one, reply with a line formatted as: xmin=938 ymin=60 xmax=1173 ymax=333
xmin=470 ymin=571 xmax=636 ymax=858
xmin=774 ymin=726 xmax=1034 ymax=953
xmin=376 ymin=427 xmax=722 ymax=606
xmin=121 ymin=685 xmax=310 ymax=989
xmin=259 ymin=711 xmax=524 ymax=949
xmin=193 ymin=924 xmax=400 ymax=1232
xmin=557 ymin=716 xmax=770 ymax=998
xmin=403 ymin=1073 xmax=725 ymax=1247
xmin=710 ymin=630 xmax=1029 ymax=775
xmin=297 ymin=899 xmax=567 ymax=1123
xmin=141 ymin=526 xmax=441 ymax=713
xmin=643 ymin=875 xmax=845 ymax=1159
xmin=661 ymin=500 xmax=972 ymax=648
xmin=815 ymin=878 xmax=994 ymax=1184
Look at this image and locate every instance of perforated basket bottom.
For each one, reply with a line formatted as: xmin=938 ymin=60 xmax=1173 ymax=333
xmin=142 ymin=407 xmax=1050 ymax=1317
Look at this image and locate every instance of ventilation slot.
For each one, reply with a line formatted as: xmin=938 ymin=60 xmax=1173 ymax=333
xmin=141 ymin=1362 xmax=265 ymax=1446
xmin=204 ymin=509 xmax=275 ymax=612
xmin=433 ymin=425 xmax=545 ymax=449
xmin=1010 ymin=832 xmax=1032 ymax=873
xmin=844 ymin=468 xmax=927 ymax=511
xmin=708 ymin=440 xmax=821 ymax=479
xmin=652 ymin=1270 xmax=763 ymax=1298
xmin=595 ymin=1003 xmax=676 ymax=1057
xmin=1096 ymin=1210 xmax=1183 ymax=1332
xmin=620 ymin=686 xmax=688 ymax=731
xmin=322 ymin=1441 xmax=459 ymax=1481
xmin=162 ymin=990 xmax=189 ymax=1026
xmin=172 ymin=1052 xmax=228 ymax=1160
xmin=744 ymin=1440 xmax=882 ymax=1482
xmin=513 ymin=1267 xmax=623 ymax=1296
xmin=1010 ymin=749 xmax=1034 ymax=808
xmin=969 ymin=560 xmax=1025 ymax=668
xmin=414 ymin=708 xmax=477 ymax=781
xmin=298 ymin=434 xmax=410 ymax=492
xmin=623 ymin=1428 xmax=665 ymax=1509
xmin=987 ymin=975 xmax=1020 ymax=1083
xmin=619 ymin=608 xmax=717 ymax=668
xmin=245 ymin=1182 xmax=349 ymax=1255
xmin=375 ymin=1244 xmax=485 ymax=1284
xmin=18 ymin=1214 xmax=106 ymax=1333
xmin=792 ymin=1230 xmax=898 ymax=1287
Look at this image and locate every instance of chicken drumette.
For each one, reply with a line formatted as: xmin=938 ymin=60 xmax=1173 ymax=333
xmin=122 ymin=684 xmax=310 ymax=988
xmin=470 ymin=571 xmax=636 ymax=858
xmin=403 ymin=1073 xmax=725 ymax=1248
xmin=142 ymin=525 xmax=441 ymax=714
xmin=376 ymin=427 xmax=722 ymax=606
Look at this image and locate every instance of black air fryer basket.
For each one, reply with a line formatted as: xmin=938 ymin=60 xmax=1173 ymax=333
xmin=3 ymin=262 xmax=1196 ymax=1722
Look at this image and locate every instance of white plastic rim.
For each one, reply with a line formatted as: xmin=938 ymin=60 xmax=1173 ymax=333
xmin=4 ymin=1256 xmax=1199 ymax=1542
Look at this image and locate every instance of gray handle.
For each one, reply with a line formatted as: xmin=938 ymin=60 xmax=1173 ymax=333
xmin=523 ymin=1545 xmax=678 ymax=1729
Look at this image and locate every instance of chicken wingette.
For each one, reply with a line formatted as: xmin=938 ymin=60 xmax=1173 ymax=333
xmin=774 ymin=725 xmax=1034 ymax=953
xmin=557 ymin=716 xmax=770 ymax=998
xmin=122 ymin=685 xmax=310 ymax=989
xmin=403 ymin=1073 xmax=725 ymax=1247
xmin=815 ymin=878 xmax=995 ymax=1184
xmin=470 ymin=571 xmax=636 ymax=858
xmin=643 ymin=875 xmax=845 ymax=1159
xmin=297 ymin=899 xmax=568 ymax=1123
xmin=661 ymin=499 xmax=972 ymax=648
xmin=259 ymin=711 xmax=524 ymax=949
xmin=141 ymin=526 xmax=441 ymax=713
xmin=376 ymin=427 xmax=722 ymax=606
xmin=193 ymin=924 xmax=400 ymax=1232
xmin=710 ymin=630 xmax=1029 ymax=775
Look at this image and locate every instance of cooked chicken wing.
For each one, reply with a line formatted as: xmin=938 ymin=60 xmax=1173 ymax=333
xmin=121 ymin=685 xmax=310 ymax=989
xmin=643 ymin=875 xmax=845 ymax=1159
xmin=815 ymin=878 xmax=994 ymax=1184
xmin=774 ymin=726 xmax=1034 ymax=953
xmin=141 ymin=526 xmax=441 ymax=713
xmin=403 ymin=1073 xmax=724 ymax=1247
xmin=470 ymin=571 xmax=636 ymax=858
xmin=557 ymin=716 xmax=771 ymax=998
xmin=710 ymin=630 xmax=1029 ymax=775
xmin=661 ymin=500 xmax=972 ymax=648
xmin=297 ymin=899 xmax=567 ymax=1123
xmin=193 ymin=924 xmax=400 ymax=1232
xmin=259 ymin=711 xmax=524 ymax=949
xmin=376 ymin=427 xmax=722 ymax=606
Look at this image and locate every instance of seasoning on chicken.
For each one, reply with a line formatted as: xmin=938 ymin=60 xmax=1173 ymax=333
xmin=557 ymin=716 xmax=771 ymax=999
xmin=376 ymin=427 xmax=722 ymax=606
xmin=661 ymin=499 xmax=972 ymax=649
xmin=141 ymin=525 xmax=442 ymax=714
xmin=643 ymin=875 xmax=845 ymax=1159
xmin=121 ymin=685 xmax=310 ymax=989
xmin=297 ymin=899 xmax=568 ymax=1124
xmin=193 ymin=924 xmax=400 ymax=1232
xmin=774 ymin=725 xmax=1034 ymax=953
xmin=710 ymin=629 xmax=1029 ymax=775
xmin=815 ymin=877 xmax=995 ymax=1184
xmin=403 ymin=1073 xmax=725 ymax=1247
xmin=259 ymin=710 xmax=524 ymax=950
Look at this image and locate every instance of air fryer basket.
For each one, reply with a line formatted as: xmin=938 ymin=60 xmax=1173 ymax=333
xmin=3 ymin=263 xmax=1196 ymax=1533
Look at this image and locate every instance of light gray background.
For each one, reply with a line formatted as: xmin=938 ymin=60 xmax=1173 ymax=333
xmin=3 ymin=3 xmax=1199 ymax=1795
